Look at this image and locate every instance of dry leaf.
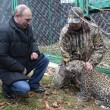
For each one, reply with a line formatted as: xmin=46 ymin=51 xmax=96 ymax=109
xmin=44 ymin=84 xmax=51 ymax=88
xmin=28 ymin=91 xmax=35 ymax=97
xmin=51 ymin=90 xmax=58 ymax=95
xmin=49 ymin=107 xmax=56 ymax=110
xmin=42 ymin=93 xmax=48 ymax=99
xmin=44 ymin=101 xmax=50 ymax=110
xmin=44 ymin=101 xmax=55 ymax=110
xmin=38 ymin=99 xmax=43 ymax=102
xmin=57 ymin=100 xmax=64 ymax=105
xmin=45 ymin=91 xmax=50 ymax=95
xmin=52 ymin=102 xmax=59 ymax=108
xmin=0 ymin=105 xmax=6 ymax=109
xmin=0 ymin=101 xmax=7 ymax=109
xmin=0 ymin=101 xmax=6 ymax=106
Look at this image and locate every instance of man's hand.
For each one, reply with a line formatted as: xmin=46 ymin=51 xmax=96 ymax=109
xmin=31 ymin=52 xmax=38 ymax=60
xmin=85 ymin=62 xmax=93 ymax=70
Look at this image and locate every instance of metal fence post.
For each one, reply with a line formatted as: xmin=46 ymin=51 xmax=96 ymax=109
xmin=12 ymin=0 xmax=18 ymax=13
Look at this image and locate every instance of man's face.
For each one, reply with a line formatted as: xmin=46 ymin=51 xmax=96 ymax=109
xmin=69 ymin=21 xmax=82 ymax=30
xmin=17 ymin=10 xmax=32 ymax=28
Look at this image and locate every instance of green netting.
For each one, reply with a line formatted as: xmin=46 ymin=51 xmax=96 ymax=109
xmin=47 ymin=54 xmax=62 ymax=64
xmin=95 ymin=67 xmax=110 ymax=76
xmin=75 ymin=0 xmax=110 ymax=16
xmin=12 ymin=0 xmax=18 ymax=13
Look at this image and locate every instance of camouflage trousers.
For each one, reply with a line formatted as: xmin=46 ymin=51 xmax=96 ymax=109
xmin=51 ymin=60 xmax=85 ymax=89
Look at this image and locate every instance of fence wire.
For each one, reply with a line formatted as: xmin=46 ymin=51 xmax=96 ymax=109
xmin=0 ymin=0 xmax=110 ymax=64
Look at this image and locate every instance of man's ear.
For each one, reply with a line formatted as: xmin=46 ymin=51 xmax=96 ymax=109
xmin=15 ymin=13 xmax=20 ymax=18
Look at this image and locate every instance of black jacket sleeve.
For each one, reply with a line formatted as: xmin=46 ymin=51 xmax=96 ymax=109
xmin=0 ymin=29 xmax=24 ymax=72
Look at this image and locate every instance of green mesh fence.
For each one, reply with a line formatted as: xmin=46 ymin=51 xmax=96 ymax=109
xmin=0 ymin=0 xmax=110 ymax=74
xmin=95 ymin=67 xmax=110 ymax=77
xmin=12 ymin=0 xmax=18 ymax=13
xmin=12 ymin=0 xmax=110 ymax=75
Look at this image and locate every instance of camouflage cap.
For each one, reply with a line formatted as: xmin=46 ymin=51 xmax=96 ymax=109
xmin=68 ymin=7 xmax=83 ymax=24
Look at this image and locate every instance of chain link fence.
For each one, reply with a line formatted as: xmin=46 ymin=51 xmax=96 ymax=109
xmin=0 ymin=0 xmax=12 ymax=26
xmin=0 ymin=0 xmax=110 ymax=64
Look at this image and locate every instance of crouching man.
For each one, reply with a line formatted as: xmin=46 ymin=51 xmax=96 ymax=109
xmin=0 ymin=4 xmax=49 ymax=99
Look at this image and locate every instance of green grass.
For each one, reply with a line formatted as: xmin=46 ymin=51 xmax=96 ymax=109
xmin=0 ymin=75 xmax=104 ymax=110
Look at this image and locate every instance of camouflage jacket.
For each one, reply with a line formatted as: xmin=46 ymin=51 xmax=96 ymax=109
xmin=59 ymin=22 xmax=106 ymax=67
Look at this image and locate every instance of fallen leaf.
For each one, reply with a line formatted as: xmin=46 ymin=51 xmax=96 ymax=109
xmin=38 ymin=99 xmax=43 ymax=102
xmin=28 ymin=91 xmax=35 ymax=97
xmin=51 ymin=90 xmax=58 ymax=95
xmin=0 ymin=105 xmax=6 ymax=109
xmin=0 ymin=101 xmax=8 ymax=109
xmin=42 ymin=93 xmax=48 ymax=99
xmin=57 ymin=100 xmax=64 ymax=105
xmin=52 ymin=102 xmax=59 ymax=108
xmin=44 ymin=101 xmax=55 ymax=110
xmin=0 ymin=101 xmax=6 ymax=106
xmin=44 ymin=84 xmax=51 ymax=88
xmin=49 ymin=107 xmax=56 ymax=110
xmin=44 ymin=101 xmax=50 ymax=110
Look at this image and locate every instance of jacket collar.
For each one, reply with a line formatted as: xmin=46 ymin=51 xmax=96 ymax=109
xmin=9 ymin=16 xmax=29 ymax=30
xmin=9 ymin=16 xmax=32 ymax=44
xmin=9 ymin=16 xmax=18 ymax=29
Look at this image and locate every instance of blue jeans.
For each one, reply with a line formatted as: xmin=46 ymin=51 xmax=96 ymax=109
xmin=5 ymin=55 xmax=49 ymax=96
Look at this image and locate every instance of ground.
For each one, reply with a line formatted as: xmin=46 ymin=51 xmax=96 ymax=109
xmin=0 ymin=40 xmax=110 ymax=110
xmin=0 ymin=67 xmax=108 ymax=110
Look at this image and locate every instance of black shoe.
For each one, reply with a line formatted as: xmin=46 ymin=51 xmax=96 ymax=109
xmin=30 ymin=86 xmax=45 ymax=93
xmin=2 ymin=91 xmax=14 ymax=99
xmin=2 ymin=83 xmax=14 ymax=99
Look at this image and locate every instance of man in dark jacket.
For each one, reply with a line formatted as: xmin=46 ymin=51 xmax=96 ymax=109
xmin=0 ymin=4 xmax=49 ymax=99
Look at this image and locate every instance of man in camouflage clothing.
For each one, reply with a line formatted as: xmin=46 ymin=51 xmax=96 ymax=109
xmin=51 ymin=7 xmax=106 ymax=101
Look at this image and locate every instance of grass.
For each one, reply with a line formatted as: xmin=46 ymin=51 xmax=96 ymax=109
xmin=0 ymin=74 xmax=105 ymax=110
xmin=39 ymin=42 xmax=61 ymax=56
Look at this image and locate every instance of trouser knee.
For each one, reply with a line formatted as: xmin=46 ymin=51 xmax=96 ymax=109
xmin=20 ymin=86 xmax=30 ymax=95
xmin=11 ymin=81 xmax=30 ymax=96
xmin=43 ymin=55 xmax=50 ymax=64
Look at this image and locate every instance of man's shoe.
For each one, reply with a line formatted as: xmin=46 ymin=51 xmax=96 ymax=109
xmin=30 ymin=86 xmax=45 ymax=93
xmin=2 ymin=91 xmax=14 ymax=99
xmin=2 ymin=83 xmax=14 ymax=99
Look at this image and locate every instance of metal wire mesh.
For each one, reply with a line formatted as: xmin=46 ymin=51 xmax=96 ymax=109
xmin=0 ymin=0 xmax=12 ymax=26
xmin=0 ymin=0 xmax=110 ymax=64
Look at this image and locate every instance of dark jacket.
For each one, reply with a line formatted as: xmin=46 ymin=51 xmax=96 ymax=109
xmin=0 ymin=17 xmax=43 ymax=85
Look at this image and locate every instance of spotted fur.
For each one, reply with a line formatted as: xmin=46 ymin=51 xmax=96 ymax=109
xmin=78 ymin=68 xmax=110 ymax=108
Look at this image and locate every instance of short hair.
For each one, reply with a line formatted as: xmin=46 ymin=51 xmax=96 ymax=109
xmin=14 ymin=4 xmax=31 ymax=16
